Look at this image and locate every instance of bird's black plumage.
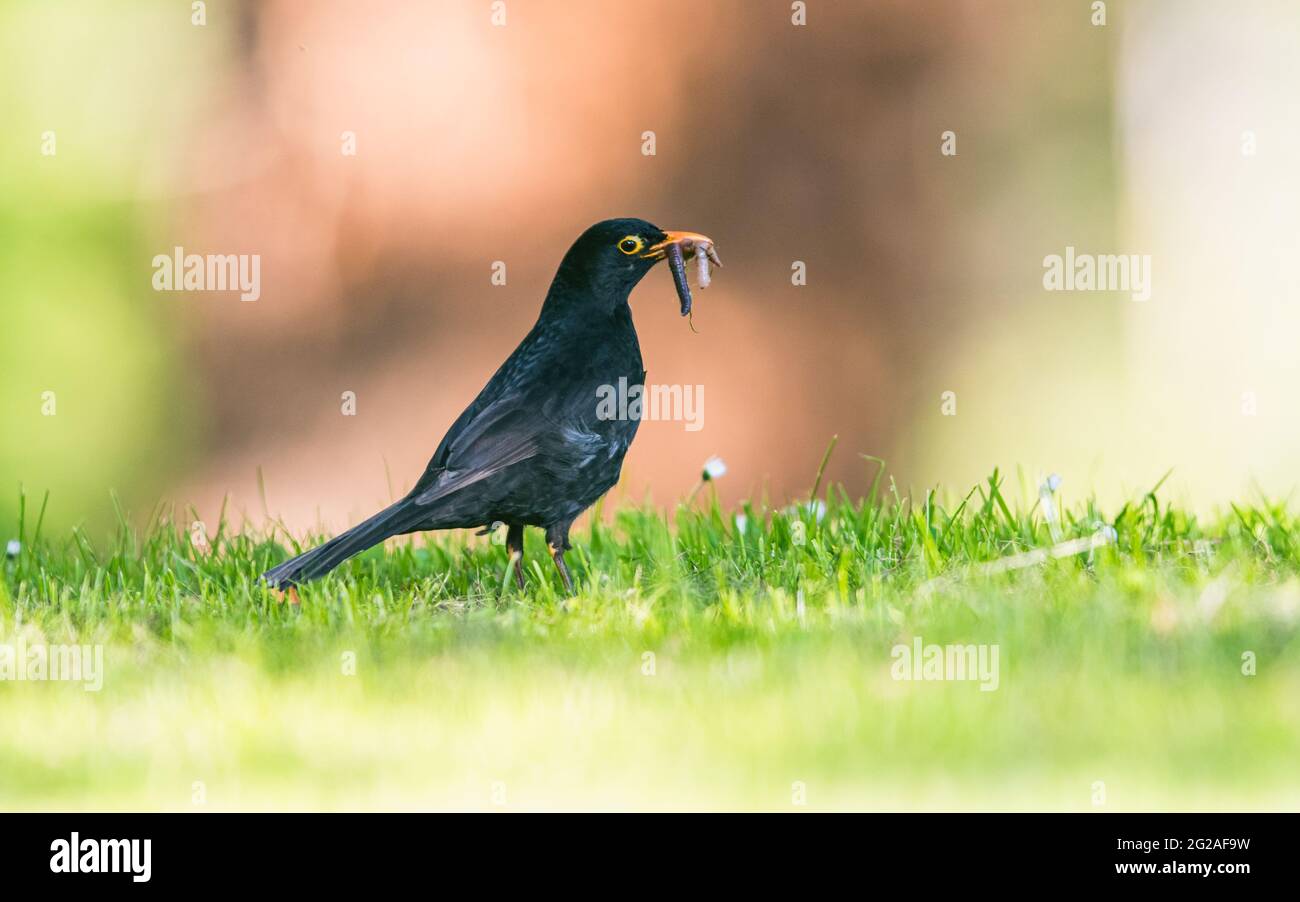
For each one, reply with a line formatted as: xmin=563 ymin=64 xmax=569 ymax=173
xmin=262 ymin=218 xmax=714 ymax=592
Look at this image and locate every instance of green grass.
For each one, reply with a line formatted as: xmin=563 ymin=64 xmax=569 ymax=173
xmin=2 ymin=465 xmax=1298 ymax=811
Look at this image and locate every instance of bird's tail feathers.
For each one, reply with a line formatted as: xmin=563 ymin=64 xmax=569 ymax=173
xmin=261 ymin=499 xmax=422 ymax=589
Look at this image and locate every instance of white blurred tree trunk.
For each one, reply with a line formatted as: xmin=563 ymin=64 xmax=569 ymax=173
xmin=1119 ymin=0 xmax=1300 ymax=502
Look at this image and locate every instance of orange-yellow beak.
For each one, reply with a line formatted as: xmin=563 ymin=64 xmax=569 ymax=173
xmin=642 ymin=230 xmax=722 ymax=266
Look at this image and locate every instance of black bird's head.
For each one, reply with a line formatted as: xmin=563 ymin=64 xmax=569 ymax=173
xmin=546 ymin=218 xmax=720 ymax=317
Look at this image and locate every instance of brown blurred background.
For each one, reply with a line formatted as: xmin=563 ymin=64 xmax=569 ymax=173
xmin=6 ymin=0 xmax=1299 ymax=535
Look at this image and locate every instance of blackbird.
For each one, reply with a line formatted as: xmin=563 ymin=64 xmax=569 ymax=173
xmin=262 ymin=218 xmax=720 ymax=593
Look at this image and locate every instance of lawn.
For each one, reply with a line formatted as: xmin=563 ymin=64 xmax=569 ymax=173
xmin=1 ymin=465 xmax=1298 ymax=811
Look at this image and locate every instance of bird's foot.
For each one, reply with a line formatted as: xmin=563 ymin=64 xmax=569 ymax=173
xmin=551 ymin=547 xmax=574 ymax=595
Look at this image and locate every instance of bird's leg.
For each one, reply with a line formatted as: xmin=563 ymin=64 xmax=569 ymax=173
xmin=505 ymin=523 xmax=526 ymax=590
xmin=545 ymin=521 xmax=575 ymax=594
xmin=551 ymin=546 xmax=574 ymax=595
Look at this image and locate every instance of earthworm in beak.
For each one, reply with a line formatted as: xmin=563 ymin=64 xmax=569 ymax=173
xmin=666 ymin=243 xmax=692 ymax=316
xmin=644 ymin=231 xmax=721 ymax=317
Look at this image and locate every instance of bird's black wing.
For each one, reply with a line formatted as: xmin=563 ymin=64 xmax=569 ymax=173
xmin=407 ymin=392 xmax=544 ymax=504
xmin=415 ymin=320 xmax=557 ymax=483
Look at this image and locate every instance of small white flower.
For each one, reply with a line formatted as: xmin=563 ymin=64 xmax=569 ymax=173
xmin=1093 ymin=522 xmax=1118 ymax=543
xmin=1038 ymin=474 xmax=1062 ymax=532
xmin=702 ymin=456 xmax=728 ymax=481
xmin=734 ymin=514 xmax=748 ymax=533
xmin=5 ymin=539 xmax=19 ymax=558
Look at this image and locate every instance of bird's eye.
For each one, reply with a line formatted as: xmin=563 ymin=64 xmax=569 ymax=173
xmin=617 ymin=236 xmax=645 ymax=255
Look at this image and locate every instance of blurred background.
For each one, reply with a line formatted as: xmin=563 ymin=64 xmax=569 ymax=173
xmin=4 ymin=0 xmax=1300 ymax=537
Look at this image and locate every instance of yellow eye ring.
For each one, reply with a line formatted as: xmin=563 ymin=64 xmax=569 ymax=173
xmin=617 ymin=235 xmax=645 ymax=256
